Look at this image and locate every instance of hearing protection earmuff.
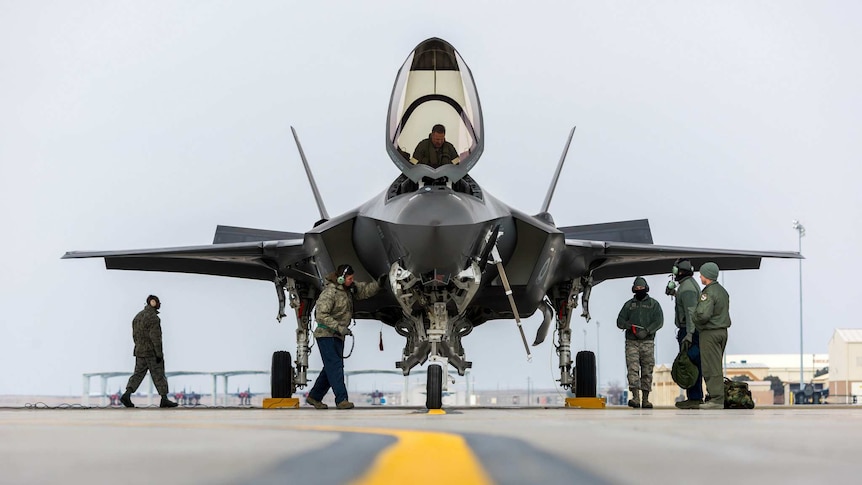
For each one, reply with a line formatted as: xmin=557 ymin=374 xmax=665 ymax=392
xmin=337 ymin=265 xmax=351 ymax=285
xmin=672 ymin=258 xmax=692 ymax=275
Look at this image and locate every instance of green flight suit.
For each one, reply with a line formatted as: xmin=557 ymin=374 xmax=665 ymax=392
xmin=674 ymin=275 xmax=703 ymax=401
xmin=693 ymin=281 xmax=731 ymax=404
xmin=674 ymin=276 xmax=700 ymax=334
xmin=617 ymin=295 xmax=664 ymax=391
xmin=411 ymin=137 xmax=459 ymax=168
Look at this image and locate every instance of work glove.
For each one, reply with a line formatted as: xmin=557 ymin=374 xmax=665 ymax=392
xmin=377 ymin=273 xmax=388 ymax=287
xmin=343 ymin=328 xmax=353 ymax=337
xmin=682 ymin=332 xmax=694 ymax=345
xmin=155 ymin=356 xmax=163 ymax=364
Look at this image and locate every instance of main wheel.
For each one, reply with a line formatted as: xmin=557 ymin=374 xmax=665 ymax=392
xmin=271 ymin=351 xmax=294 ymax=398
xmin=426 ymin=365 xmax=443 ymax=410
xmin=575 ymin=351 xmax=597 ymax=397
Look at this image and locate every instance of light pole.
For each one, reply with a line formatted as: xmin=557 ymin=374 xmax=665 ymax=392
xmin=792 ymin=220 xmax=805 ymax=392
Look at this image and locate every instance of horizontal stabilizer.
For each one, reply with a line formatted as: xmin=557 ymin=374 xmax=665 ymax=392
xmin=562 ymin=239 xmax=801 ymax=282
xmin=558 ymin=219 xmax=653 ymax=244
xmin=213 ymin=225 xmax=304 ymax=244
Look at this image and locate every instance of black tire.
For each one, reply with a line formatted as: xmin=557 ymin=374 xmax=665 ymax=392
xmin=575 ymin=351 xmax=597 ymax=398
xmin=271 ymin=351 xmax=294 ymax=399
xmin=426 ymin=365 xmax=443 ymax=410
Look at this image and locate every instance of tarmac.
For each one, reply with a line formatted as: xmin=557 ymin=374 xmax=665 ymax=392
xmin=1 ymin=405 xmax=859 ymax=485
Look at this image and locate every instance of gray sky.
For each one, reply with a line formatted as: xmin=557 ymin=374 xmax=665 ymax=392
xmin=1 ymin=1 xmax=859 ymax=397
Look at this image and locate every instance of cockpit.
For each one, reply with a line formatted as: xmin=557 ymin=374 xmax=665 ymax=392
xmin=386 ymin=38 xmax=484 ymax=185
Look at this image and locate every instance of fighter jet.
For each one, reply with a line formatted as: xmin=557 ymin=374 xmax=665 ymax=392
xmin=64 ymin=38 xmax=800 ymax=409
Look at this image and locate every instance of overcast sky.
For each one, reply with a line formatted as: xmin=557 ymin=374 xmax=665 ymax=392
xmin=1 ymin=1 xmax=859 ymax=398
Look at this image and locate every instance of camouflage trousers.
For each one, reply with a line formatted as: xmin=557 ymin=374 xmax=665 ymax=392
xmin=126 ymin=356 xmax=169 ymax=396
xmin=624 ymin=340 xmax=655 ymax=391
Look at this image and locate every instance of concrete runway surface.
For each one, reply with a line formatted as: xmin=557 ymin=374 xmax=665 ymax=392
xmin=1 ymin=406 xmax=859 ymax=485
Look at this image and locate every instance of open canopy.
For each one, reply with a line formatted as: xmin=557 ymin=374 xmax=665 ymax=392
xmin=386 ymin=38 xmax=484 ymax=183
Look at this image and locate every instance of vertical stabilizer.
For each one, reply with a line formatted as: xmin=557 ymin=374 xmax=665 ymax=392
xmin=540 ymin=126 xmax=576 ymax=213
xmin=290 ymin=126 xmax=330 ymax=221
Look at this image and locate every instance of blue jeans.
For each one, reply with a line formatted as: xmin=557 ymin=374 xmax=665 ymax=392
xmin=677 ymin=328 xmax=704 ymax=400
xmin=308 ymin=337 xmax=348 ymax=404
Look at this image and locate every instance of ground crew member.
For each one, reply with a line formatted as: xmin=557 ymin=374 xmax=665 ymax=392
xmin=120 ymin=295 xmax=178 ymax=408
xmin=411 ymin=124 xmax=460 ymax=167
xmin=692 ymin=262 xmax=731 ymax=410
xmin=670 ymin=259 xmax=704 ymax=409
xmin=306 ymin=265 xmax=382 ymax=410
xmin=616 ymin=277 xmax=664 ymax=408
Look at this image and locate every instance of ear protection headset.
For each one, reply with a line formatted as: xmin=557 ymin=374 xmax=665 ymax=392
xmin=672 ymin=258 xmax=693 ymax=275
xmin=336 ymin=265 xmax=352 ymax=285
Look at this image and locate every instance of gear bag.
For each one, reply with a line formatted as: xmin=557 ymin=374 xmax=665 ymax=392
xmin=724 ymin=378 xmax=755 ymax=409
xmin=671 ymin=341 xmax=698 ymax=389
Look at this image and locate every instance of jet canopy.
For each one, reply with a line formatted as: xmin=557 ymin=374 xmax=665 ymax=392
xmin=386 ymin=38 xmax=484 ymax=183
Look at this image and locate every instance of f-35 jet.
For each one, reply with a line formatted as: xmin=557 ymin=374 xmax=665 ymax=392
xmin=64 ymin=38 xmax=800 ymax=409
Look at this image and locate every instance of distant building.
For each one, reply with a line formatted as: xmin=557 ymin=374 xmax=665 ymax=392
xmin=723 ymin=353 xmax=828 ymax=383
xmin=650 ymin=352 xmax=831 ymax=407
xmin=828 ymin=328 xmax=862 ymax=405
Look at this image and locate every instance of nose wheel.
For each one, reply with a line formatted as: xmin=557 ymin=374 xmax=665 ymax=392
xmin=426 ymin=364 xmax=443 ymax=410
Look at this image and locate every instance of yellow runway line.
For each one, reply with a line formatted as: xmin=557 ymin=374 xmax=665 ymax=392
xmin=349 ymin=428 xmax=492 ymax=485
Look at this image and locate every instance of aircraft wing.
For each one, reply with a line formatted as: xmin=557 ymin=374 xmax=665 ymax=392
xmin=62 ymin=239 xmax=311 ymax=282
xmin=564 ymin=239 xmax=802 ymax=282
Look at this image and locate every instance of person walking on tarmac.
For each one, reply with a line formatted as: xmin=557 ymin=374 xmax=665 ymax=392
xmin=668 ymin=259 xmax=704 ymax=409
xmin=692 ymin=262 xmax=731 ymax=410
xmin=305 ymin=264 xmax=383 ymax=410
xmin=617 ymin=277 xmax=664 ymax=408
xmin=120 ymin=295 xmax=178 ymax=408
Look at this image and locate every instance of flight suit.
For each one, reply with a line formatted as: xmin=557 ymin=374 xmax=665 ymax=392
xmin=411 ymin=137 xmax=459 ymax=168
xmin=693 ymin=281 xmax=731 ymax=405
xmin=617 ymin=293 xmax=664 ymax=398
xmin=674 ymin=275 xmax=703 ymax=401
xmin=125 ymin=305 xmax=169 ymax=396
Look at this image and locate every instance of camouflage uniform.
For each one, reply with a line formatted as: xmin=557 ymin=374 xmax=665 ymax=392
xmin=125 ymin=305 xmax=169 ymax=396
xmin=308 ymin=273 xmax=380 ymax=405
xmin=313 ymin=277 xmax=381 ymax=339
xmin=617 ymin=280 xmax=663 ymax=405
xmin=693 ymin=269 xmax=731 ymax=406
xmin=411 ymin=136 xmax=459 ymax=168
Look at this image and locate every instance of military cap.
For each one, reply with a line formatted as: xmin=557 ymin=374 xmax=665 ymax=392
xmin=699 ymin=262 xmax=720 ymax=280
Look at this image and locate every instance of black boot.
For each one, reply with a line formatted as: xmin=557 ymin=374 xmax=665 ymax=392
xmin=120 ymin=391 xmax=135 ymax=408
xmin=642 ymin=390 xmax=653 ymax=409
xmin=627 ymin=388 xmax=640 ymax=408
xmin=160 ymin=396 xmax=179 ymax=408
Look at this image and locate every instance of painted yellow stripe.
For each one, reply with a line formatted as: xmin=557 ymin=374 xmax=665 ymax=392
xmin=6 ymin=419 xmax=493 ymax=484
xmin=349 ymin=428 xmax=493 ymax=485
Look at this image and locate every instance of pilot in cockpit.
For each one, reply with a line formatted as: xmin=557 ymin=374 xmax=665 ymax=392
xmin=410 ymin=124 xmax=460 ymax=168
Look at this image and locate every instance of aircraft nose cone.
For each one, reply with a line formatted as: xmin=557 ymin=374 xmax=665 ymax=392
xmin=396 ymin=187 xmax=478 ymax=226
xmin=390 ymin=188 xmax=486 ymax=275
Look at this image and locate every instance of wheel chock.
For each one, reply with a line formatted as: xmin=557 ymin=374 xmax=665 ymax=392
xmin=427 ymin=409 xmax=447 ymax=415
xmin=262 ymin=397 xmax=300 ymax=409
xmin=565 ymin=397 xmax=606 ymax=409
